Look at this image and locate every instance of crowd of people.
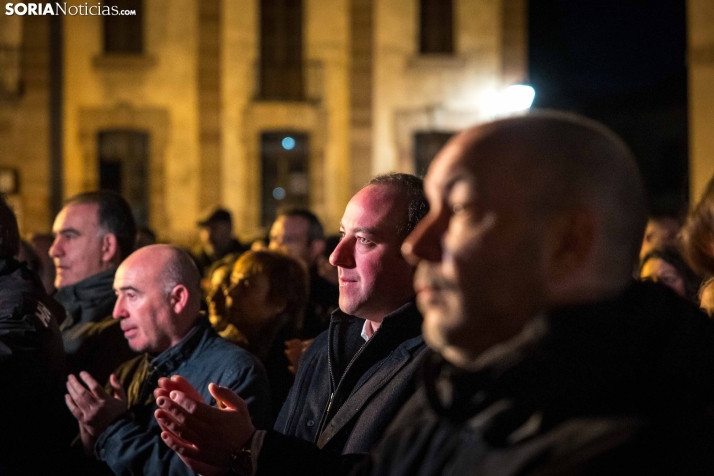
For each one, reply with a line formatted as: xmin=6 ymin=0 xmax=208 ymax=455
xmin=2 ymin=110 xmax=714 ymax=476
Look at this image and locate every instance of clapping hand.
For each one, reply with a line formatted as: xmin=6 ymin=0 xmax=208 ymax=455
xmin=154 ymin=375 xmax=256 ymax=475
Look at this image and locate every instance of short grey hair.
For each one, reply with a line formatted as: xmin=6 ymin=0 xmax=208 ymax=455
xmin=160 ymin=246 xmax=202 ymax=312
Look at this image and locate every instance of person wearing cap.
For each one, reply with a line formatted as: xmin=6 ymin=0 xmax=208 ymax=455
xmin=193 ymin=207 xmax=248 ymax=276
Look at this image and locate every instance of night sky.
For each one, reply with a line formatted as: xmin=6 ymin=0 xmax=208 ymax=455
xmin=529 ymin=0 xmax=688 ymax=214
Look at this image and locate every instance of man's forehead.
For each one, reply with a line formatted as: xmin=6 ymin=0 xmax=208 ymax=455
xmin=341 ymin=185 xmax=404 ymax=231
xmin=279 ymin=215 xmax=309 ymax=235
xmin=53 ymin=202 xmax=100 ymax=230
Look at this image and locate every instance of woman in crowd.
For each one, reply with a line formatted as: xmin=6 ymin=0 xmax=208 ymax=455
xmin=205 ymin=253 xmax=241 ymax=333
xmin=639 ymin=246 xmax=701 ymax=302
xmin=219 ymin=250 xmax=308 ymax=418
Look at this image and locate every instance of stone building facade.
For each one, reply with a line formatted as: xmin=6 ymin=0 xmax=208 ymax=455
xmin=0 ymin=0 xmax=527 ymax=244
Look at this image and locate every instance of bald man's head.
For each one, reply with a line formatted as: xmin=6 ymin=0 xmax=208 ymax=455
xmin=455 ymin=111 xmax=646 ymax=286
xmin=112 ymin=244 xmax=202 ymax=353
xmin=404 ymin=111 xmax=648 ymax=367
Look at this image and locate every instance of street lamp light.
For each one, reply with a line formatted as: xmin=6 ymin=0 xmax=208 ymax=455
xmin=499 ymin=84 xmax=536 ymax=115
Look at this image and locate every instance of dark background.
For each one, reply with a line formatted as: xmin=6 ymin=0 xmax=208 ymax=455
xmin=529 ymin=0 xmax=688 ymax=216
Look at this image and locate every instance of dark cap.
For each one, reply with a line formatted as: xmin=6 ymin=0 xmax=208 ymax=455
xmin=197 ymin=207 xmax=232 ymax=226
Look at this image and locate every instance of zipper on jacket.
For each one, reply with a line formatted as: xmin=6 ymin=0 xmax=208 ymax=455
xmin=314 ymin=322 xmax=379 ymax=441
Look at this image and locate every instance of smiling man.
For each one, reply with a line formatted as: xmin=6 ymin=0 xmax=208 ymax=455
xmin=153 ymin=173 xmax=429 ymax=475
xmin=65 ymin=244 xmax=270 ymax=475
xmin=51 ymin=191 xmax=137 ymax=384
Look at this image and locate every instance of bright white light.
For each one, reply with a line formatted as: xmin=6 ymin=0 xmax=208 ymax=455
xmin=272 ymin=187 xmax=286 ymax=200
xmin=281 ymin=137 xmax=296 ymax=150
xmin=500 ymin=85 xmax=535 ymax=114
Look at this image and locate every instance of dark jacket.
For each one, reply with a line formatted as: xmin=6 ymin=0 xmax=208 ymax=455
xmin=56 ymin=268 xmax=136 ymax=383
xmin=0 ymin=258 xmax=74 ymax=475
xmin=257 ymin=302 xmax=428 ymax=475
xmin=361 ymin=281 xmax=714 ymax=476
xmin=94 ymin=318 xmax=272 ymax=476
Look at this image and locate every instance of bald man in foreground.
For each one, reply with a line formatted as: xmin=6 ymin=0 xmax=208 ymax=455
xmin=362 ymin=112 xmax=714 ymax=474
xmin=65 ymin=245 xmax=271 ymax=475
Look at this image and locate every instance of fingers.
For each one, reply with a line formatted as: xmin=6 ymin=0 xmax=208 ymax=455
xmin=157 ymin=375 xmax=205 ymax=403
xmin=67 ymin=374 xmax=96 ymax=408
xmin=154 ymin=387 xmax=170 ymax=400
xmin=160 ymin=430 xmax=202 ymax=460
xmin=207 ymin=384 xmax=247 ymax=413
xmin=170 ymin=375 xmax=205 ymax=402
xmin=79 ymin=371 xmax=107 ymax=398
xmin=154 ymin=409 xmax=202 ymax=443
xmin=156 ymin=393 xmax=201 ymax=426
xmin=109 ymin=374 xmax=127 ymax=401
xmin=65 ymin=393 xmax=84 ymax=420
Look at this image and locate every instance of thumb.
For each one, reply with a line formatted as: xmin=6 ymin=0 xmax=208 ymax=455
xmin=109 ymin=374 xmax=127 ymax=401
xmin=208 ymin=383 xmax=247 ymax=413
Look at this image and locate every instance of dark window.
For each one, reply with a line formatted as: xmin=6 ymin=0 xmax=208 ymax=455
xmin=261 ymin=132 xmax=309 ymax=227
xmin=419 ymin=0 xmax=454 ymax=54
xmin=414 ymin=131 xmax=454 ymax=177
xmin=103 ymin=0 xmax=143 ymax=54
xmin=259 ymin=0 xmax=303 ymax=100
xmin=98 ymin=130 xmax=149 ymax=226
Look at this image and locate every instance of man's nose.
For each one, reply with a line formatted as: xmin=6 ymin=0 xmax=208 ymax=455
xmin=402 ymin=213 xmax=443 ymax=265
xmin=49 ymin=237 xmax=62 ymax=258
xmin=330 ymin=238 xmax=355 ymax=268
xmin=112 ymin=297 xmax=127 ymax=320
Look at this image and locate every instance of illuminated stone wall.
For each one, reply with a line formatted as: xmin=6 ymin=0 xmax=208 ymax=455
xmin=688 ymin=0 xmax=714 ymax=203
xmin=373 ymin=0 xmax=527 ymax=177
xmin=1 ymin=0 xmax=525 ymax=243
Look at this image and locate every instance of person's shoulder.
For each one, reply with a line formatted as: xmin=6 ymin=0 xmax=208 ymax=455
xmin=203 ymin=331 xmax=264 ymax=366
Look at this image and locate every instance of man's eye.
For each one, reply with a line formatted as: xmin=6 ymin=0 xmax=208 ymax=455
xmin=338 ymin=232 xmax=345 ymax=241
xmin=357 ymin=237 xmax=371 ymax=245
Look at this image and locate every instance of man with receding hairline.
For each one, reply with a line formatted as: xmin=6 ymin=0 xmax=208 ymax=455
xmin=64 ymin=244 xmax=271 ymax=475
xmin=360 ymin=111 xmax=714 ymax=475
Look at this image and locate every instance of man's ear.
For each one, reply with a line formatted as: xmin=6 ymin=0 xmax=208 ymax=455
xmin=169 ymin=284 xmax=190 ymax=314
xmin=544 ymin=209 xmax=596 ymax=283
xmin=309 ymin=239 xmax=326 ymax=263
xmin=101 ymin=233 xmax=119 ymax=264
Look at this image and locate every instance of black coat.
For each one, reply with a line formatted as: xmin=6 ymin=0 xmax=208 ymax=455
xmin=257 ymin=302 xmax=428 ymax=475
xmin=361 ymin=281 xmax=714 ymax=476
xmin=56 ymin=268 xmax=136 ymax=383
xmin=0 ymin=258 xmax=74 ymax=475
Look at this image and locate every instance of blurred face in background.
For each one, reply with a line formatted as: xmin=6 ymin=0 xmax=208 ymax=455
xmin=224 ymin=259 xmax=284 ymax=332
xmin=640 ymin=256 xmax=687 ymax=297
xmin=206 ymin=264 xmax=231 ymax=325
xmin=639 ymin=218 xmax=680 ymax=260
xmin=269 ymin=215 xmax=322 ymax=267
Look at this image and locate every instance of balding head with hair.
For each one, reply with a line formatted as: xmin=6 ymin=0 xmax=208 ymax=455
xmin=112 ymin=244 xmax=202 ymax=354
xmin=403 ymin=111 xmax=648 ymax=367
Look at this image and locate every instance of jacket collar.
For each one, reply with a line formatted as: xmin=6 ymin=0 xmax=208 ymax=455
xmin=148 ymin=317 xmax=212 ymax=375
xmin=54 ymin=268 xmax=116 ymax=308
